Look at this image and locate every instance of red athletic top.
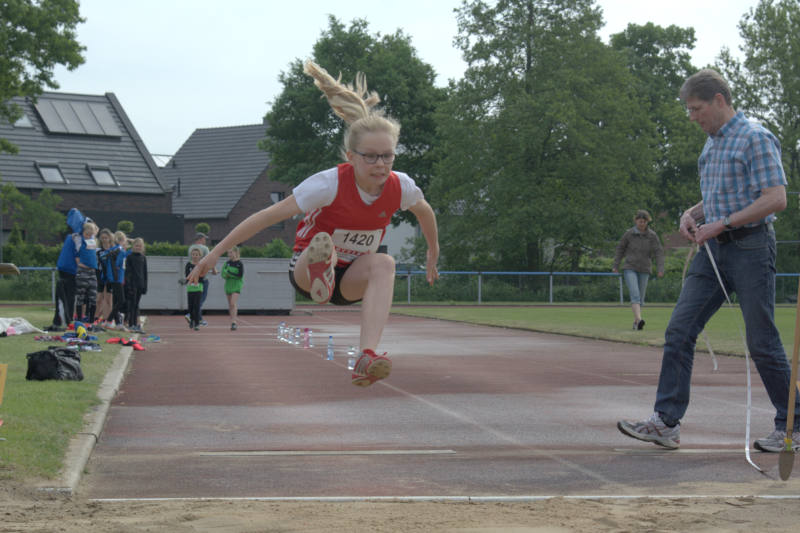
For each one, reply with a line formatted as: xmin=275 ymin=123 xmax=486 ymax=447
xmin=293 ymin=163 xmax=402 ymax=265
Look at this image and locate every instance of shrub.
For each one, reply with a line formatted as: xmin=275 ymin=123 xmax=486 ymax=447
xmin=116 ymin=220 xmax=134 ymax=234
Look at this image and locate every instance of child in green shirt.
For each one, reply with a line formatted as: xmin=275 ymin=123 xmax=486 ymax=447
xmin=185 ymin=245 xmax=205 ymax=331
xmin=221 ymin=246 xmax=244 ymax=330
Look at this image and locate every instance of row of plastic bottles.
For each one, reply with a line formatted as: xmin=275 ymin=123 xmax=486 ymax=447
xmin=277 ymin=321 xmax=358 ymax=369
xmin=277 ymin=322 xmax=313 ymax=347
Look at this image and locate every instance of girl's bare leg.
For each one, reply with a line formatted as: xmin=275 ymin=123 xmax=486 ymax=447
xmin=338 ymin=253 xmax=395 ymax=351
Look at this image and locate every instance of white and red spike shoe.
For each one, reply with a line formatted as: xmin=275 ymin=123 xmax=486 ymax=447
xmin=351 ymin=349 xmax=392 ymax=387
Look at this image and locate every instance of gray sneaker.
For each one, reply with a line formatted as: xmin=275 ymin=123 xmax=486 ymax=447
xmin=753 ymin=429 xmax=800 ymax=453
xmin=617 ymin=412 xmax=680 ymax=449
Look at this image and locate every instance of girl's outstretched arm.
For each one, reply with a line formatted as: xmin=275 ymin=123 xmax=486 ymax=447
xmin=187 ymin=196 xmax=302 ymax=283
xmin=407 ymin=199 xmax=439 ymax=285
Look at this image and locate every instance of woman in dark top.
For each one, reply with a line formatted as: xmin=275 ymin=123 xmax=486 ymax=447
xmin=612 ymin=209 xmax=665 ymax=330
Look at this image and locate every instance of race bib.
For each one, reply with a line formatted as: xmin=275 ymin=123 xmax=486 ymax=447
xmin=331 ymin=229 xmax=383 ymax=263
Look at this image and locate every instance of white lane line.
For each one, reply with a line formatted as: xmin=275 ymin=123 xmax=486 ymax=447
xmin=196 ymin=448 xmax=749 ymax=457
xmin=613 ymin=448 xmax=746 ymax=454
xmin=89 ymin=494 xmax=800 ymax=503
xmin=375 ymin=381 xmax=624 ymax=490
xmin=197 ymin=450 xmax=456 ymax=456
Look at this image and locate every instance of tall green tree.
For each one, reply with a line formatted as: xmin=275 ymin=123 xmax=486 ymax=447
xmin=717 ymin=0 xmax=800 ymax=270
xmin=718 ymin=0 xmax=800 ymax=184
xmin=432 ymin=0 xmax=657 ymax=271
xmin=0 ymin=182 xmax=64 ymax=242
xmin=0 ymin=0 xmax=85 ymax=154
xmin=260 ymin=16 xmax=445 ymax=225
xmin=610 ymin=23 xmax=705 ymax=225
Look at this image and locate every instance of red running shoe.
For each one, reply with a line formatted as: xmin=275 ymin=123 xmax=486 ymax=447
xmin=307 ymin=232 xmax=335 ymax=304
xmin=351 ymin=349 xmax=392 ymax=387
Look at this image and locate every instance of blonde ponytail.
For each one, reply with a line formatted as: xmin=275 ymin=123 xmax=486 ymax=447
xmin=304 ymin=60 xmax=400 ymax=158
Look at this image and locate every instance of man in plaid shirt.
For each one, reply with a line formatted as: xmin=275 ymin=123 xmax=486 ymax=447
xmin=618 ymin=69 xmax=799 ymax=452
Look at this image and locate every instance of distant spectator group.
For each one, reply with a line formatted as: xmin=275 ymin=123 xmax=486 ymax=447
xmin=46 ymin=208 xmax=147 ymax=333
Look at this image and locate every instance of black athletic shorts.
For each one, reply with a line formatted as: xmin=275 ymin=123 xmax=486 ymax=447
xmin=288 ymin=251 xmax=359 ymax=306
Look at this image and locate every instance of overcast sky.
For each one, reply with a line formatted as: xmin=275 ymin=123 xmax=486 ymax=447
xmin=51 ymin=0 xmax=759 ymax=156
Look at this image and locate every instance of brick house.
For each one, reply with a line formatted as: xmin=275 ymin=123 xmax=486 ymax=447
xmin=160 ymin=123 xmax=295 ymax=247
xmin=0 ymin=91 xmax=181 ymax=244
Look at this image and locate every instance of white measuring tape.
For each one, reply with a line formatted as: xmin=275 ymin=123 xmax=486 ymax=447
xmin=702 ymin=240 xmax=764 ymax=474
xmin=682 ymin=245 xmax=719 ymax=372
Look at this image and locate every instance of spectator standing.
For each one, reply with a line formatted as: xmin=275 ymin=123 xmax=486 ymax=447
xmin=73 ymin=221 xmax=99 ymax=323
xmin=124 ymin=238 xmax=148 ymax=332
xmin=612 ymin=209 xmax=664 ymax=330
xmin=46 ymin=208 xmax=86 ymax=331
xmin=95 ymin=228 xmax=115 ymax=324
xmin=185 ymin=232 xmax=215 ymax=326
xmin=185 ymin=245 xmax=205 ymax=331
xmin=221 ymin=246 xmax=244 ymax=331
xmin=102 ymin=231 xmax=129 ymax=329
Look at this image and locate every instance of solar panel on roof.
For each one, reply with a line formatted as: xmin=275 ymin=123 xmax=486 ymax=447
xmin=89 ymin=103 xmax=122 ymax=136
xmin=34 ymin=99 xmax=122 ymax=137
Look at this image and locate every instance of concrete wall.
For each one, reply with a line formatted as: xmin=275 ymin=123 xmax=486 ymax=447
xmin=140 ymin=256 xmax=294 ymax=313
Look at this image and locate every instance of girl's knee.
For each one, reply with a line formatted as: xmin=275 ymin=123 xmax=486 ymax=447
xmin=374 ymin=253 xmax=395 ymax=277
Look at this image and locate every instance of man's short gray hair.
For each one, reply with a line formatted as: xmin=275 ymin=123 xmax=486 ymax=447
xmin=680 ymin=69 xmax=732 ymax=105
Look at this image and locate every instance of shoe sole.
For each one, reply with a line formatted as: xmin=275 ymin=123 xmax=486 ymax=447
xmin=753 ymin=441 xmax=800 ymax=453
xmin=754 ymin=442 xmax=781 ymax=453
xmin=307 ymin=233 xmax=335 ymax=304
xmin=617 ymin=420 xmax=679 ymax=449
xmin=352 ymin=359 xmax=392 ymax=387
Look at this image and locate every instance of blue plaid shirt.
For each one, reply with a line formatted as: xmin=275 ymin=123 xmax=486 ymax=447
xmin=699 ymin=111 xmax=786 ymax=227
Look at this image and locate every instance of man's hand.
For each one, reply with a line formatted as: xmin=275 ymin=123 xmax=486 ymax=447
xmin=682 ymin=216 xmax=726 ymax=245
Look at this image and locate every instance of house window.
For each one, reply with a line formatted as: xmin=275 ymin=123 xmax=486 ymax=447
xmin=35 ymin=162 xmax=66 ymax=184
xmin=87 ymin=165 xmax=117 ymax=186
xmin=14 ymin=113 xmax=33 ymax=128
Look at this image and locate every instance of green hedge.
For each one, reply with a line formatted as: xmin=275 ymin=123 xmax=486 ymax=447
xmin=0 ymin=269 xmax=52 ymax=301
xmin=1 ymin=238 xmax=293 ymax=267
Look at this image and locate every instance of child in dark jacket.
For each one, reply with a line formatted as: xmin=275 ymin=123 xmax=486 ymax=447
xmin=124 ymin=238 xmax=148 ymax=331
xmin=186 ymin=245 xmax=205 ymax=331
xmin=101 ymin=231 xmax=129 ymax=329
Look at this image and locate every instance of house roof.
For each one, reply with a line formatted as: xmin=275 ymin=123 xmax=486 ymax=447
xmin=0 ymin=91 xmax=167 ymax=195
xmin=160 ymin=124 xmax=270 ymax=219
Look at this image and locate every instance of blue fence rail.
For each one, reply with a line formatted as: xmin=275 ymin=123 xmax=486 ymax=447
xmin=4 ymin=266 xmax=800 ymax=305
xmin=394 ymin=270 xmax=800 ymax=304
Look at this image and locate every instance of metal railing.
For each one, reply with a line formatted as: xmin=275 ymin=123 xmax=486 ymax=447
xmin=4 ymin=266 xmax=800 ymax=306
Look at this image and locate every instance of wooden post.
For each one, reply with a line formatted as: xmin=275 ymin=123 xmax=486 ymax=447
xmin=0 ymin=363 xmax=7 ymax=407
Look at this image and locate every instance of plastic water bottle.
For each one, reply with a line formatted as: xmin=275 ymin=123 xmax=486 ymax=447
xmin=347 ymin=346 xmax=357 ymax=370
xmin=326 ymin=336 xmax=334 ymax=361
xmin=307 ymin=328 xmax=314 ymax=348
xmin=277 ymin=321 xmax=285 ymax=341
xmin=303 ymin=328 xmax=310 ymax=348
xmin=294 ymin=327 xmax=302 ymax=345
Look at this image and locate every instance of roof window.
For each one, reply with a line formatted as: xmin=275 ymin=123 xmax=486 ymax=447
xmin=13 ymin=113 xmax=33 ymax=128
xmin=35 ymin=162 xmax=66 ymax=183
xmin=87 ymin=164 xmax=117 ymax=186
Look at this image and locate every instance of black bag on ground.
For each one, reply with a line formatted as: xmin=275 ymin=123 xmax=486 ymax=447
xmin=26 ymin=346 xmax=84 ymax=381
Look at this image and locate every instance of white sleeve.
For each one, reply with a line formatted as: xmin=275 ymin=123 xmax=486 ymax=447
xmin=396 ymin=172 xmax=424 ymax=210
xmin=292 ymin=167 xmax=339 ymax=212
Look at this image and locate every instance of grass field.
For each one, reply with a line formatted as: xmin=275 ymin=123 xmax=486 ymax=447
xmin=392 ymin=303 xmax=800 ymax=357
xmin=0 ymin=304 xmax=121 ymax=482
